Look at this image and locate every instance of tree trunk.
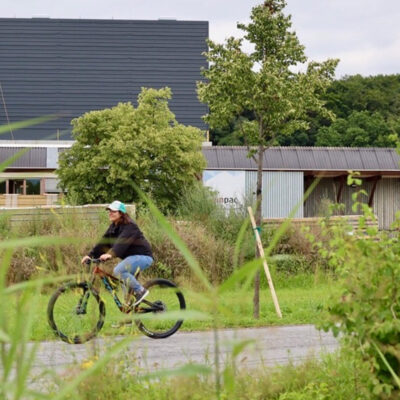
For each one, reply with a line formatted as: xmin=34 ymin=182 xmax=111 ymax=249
xmin=253 ymin=142 xmax=264 ymax=319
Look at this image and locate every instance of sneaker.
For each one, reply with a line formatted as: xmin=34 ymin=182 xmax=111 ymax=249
xmin=132 ymin=289 xmax=149 ymax=306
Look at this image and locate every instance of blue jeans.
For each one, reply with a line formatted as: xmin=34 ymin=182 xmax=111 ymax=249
xmin=113 ymin=255 xmax=153 ymax=293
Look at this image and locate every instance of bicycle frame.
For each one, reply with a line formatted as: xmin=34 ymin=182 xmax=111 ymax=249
xmin=48 ymin=260 xmax=186 ymax=342
xmin=86 ymin=263 xmax=164 ymax=315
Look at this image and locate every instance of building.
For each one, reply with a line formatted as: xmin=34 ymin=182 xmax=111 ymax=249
xmin=0 ymin=17 xmax=208 ymax=140
xmin=203 ymin=146 xmax=400 ymax=230
xmin=1 ymin=143 xmax=400 ymax=229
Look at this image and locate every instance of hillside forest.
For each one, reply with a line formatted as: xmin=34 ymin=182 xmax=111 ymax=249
xmin=211 ymin=74 xmax=400 ymax=147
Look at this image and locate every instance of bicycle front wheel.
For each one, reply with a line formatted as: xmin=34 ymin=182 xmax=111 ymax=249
xmin=134 ymin=278 xmax=185 ymax=339
xmin=47 ymin=282 xmax=105 ymax=344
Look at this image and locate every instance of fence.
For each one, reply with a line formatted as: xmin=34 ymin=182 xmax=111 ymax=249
xmin=264 ymin=214 xmax=379 ymax=233
xmin=0 ymin=203 xmax=136 ymax=226
xmin=0 ymin=194 xmax=59 ymax=208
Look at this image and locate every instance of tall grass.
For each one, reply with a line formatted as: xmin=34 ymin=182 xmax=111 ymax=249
xmin=1 ymin=130 xmax=379 ymax=399
xmin=52 ymin=346 xmax=373 ymax=400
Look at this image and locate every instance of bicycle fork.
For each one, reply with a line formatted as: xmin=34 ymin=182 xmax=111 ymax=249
xmin=76 ymin=285 xmax=91 ymax=315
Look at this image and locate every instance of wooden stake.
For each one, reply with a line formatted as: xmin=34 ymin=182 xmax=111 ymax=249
xmin=248 ymin=206 xmax=282 ymax=318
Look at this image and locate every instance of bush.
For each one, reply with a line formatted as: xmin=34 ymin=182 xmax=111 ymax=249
xmin=176 ymin=182 xmax=254 ymax=249
xmin=140 ymin=212 xmax=235 ymax=285
xmin=318 ymin=206 xmax=400 ymax=398
xmin=4 ymin=210 xmax=109 ymax=284
xmin=261 ymin=223 xmax=330 ymax=274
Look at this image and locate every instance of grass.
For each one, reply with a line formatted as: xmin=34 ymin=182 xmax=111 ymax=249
xmin=51 ymin=345 xmax=373 ymax=400
xmin=8 ymin=272 xmax=341 ymax=342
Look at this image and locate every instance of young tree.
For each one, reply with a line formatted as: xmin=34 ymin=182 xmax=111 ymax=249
xmin=197 ymin=0 xmax=338 ymax=317
xmin=57 ymin=87 xmax=206 ymax=211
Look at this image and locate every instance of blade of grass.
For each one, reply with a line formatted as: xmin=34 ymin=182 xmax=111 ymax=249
xmin=132 ymin=182 xmax=212 ymax=292
xmin=372 ymin=341 xmax=400 ymax=389
xmin=233 ymin=216 xmax=251 ymax=270
xmin=51 ymin=337 xmax=136 ymax=400
xmin=115 ymin=309 xmax=212 ymax=323
xmin=0 ymin=235 xmax=86 ymax=250
xmin=140 ymin=363 xmax=212 ymax=380
xmin=4 ymin=274 xmax=76 ymax=295
xmin=0 ymin=115 xmax=58 ymax=135
xmin=218 ymin=258 xmax=262 ymax=294
xmin=0 ymin=147 xmax=31 ymax=172
xmin=265 ymin=177 xmax=321 ymax=257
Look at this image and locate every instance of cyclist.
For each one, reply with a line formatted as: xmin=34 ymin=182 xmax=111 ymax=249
xmin=81 ymin=200 xmax=153 ymax=306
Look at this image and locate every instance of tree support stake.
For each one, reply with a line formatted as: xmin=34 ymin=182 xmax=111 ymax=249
xmin=248 ymin=206 xmax=282 ymax=318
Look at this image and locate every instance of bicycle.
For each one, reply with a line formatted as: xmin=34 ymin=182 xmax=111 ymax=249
xmin=47 ymin=258 xmax=186 ymax=344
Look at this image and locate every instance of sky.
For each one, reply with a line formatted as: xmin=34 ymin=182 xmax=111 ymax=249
xmin=2 ymin=0 xmax=399 ymax=78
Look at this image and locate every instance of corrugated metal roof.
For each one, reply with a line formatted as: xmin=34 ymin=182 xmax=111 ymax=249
xmin=0 ymin=147 xmax=46 ymax=168
xmin=1 ymin=144 xmax=400 ymax=172
xmin=203 ymin=146 xmax=400 ymax=172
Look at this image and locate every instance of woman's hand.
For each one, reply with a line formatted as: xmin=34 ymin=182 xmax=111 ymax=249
xmin=81 ymin=255 xmax=91 ymax=265
xmin=100 ymin=253 xmax=112 ymax=262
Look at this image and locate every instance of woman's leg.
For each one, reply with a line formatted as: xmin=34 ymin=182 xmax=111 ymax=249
xmin=113 ymin=255 xmax=153 ymax=293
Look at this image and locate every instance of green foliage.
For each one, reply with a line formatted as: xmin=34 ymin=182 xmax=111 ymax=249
xmin=325 ymin=74 xmax=400 ymax=120
xmin=316 ymin=111 xmax=398 ymax=147
xmin=278 ymin=73 xmax=400 ymax=147
xmin=214 ymin=71 xmax=400 ymax=147
xmin=57 ymin=347 xmax=373 ymax=400
xmin=315 ymin=207 xmax=400 ymax=397
xmin=57 ymin=87 xmax=206 ymax=211
xmin=140 ymin=212 xmax=236 ymax=285
xmin=198 ymin=1 xmax=338 ymax=147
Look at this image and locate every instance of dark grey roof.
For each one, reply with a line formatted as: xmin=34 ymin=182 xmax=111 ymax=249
xmin=0 ymin=147 xmax=47 ymax=168
xmin=202 ymin=146 xmax=400 ymax=172
xmin=1 ymin=144 xmax=400 ymax=172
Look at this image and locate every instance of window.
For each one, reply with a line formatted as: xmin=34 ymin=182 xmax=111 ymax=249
xmin=4 ymin=178 xmax=43 ymax=194
xmin=9 ymin=180 xmax=24 ymax=194
xmin=26 ymin=179 xmax=41 ymax=195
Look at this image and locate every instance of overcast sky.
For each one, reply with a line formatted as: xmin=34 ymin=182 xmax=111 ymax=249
xmin=2 ymin=0 xmax=399 ymax=78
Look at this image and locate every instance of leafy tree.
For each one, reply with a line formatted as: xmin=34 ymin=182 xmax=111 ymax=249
xmin=57 ymin=87 xmax=206 ymax=211
xmin=325 ymin=74 xmax=400 ymax=119
xmin=316 ymin=111 xmax=399 ymax=147
xmin=197 ymin=0 xmax=338 ymax=317
xmin=214 ymin=73 xmax=400 ymax=147
xmin=281 ymin=74 xmax=400 ymax=147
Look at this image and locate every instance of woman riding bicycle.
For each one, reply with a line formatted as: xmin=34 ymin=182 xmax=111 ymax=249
xmin=81 ymin=200 xmax=153 ymax=306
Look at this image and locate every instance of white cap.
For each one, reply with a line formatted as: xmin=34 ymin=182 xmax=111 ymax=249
xmin=105 ymin=200 xmax=126 ymax=213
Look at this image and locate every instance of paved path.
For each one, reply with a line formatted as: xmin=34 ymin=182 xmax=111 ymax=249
xmin=33 ymin=324 xmax=338 ymax=374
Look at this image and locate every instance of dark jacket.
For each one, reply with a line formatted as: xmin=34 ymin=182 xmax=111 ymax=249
xmin=88 ymin=221 xmax=153 ymax=259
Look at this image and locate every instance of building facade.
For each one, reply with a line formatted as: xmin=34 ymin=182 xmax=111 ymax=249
xmin=0 ymin=18 xmax=208 ymax=140
xmin=1 ymin=143 xmax=400 ymax=230
xmin=203 ymin=146 xmax=400 ymax=230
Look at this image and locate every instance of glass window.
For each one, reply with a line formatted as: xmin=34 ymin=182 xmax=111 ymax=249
xmin=9 ymin=180 xmax=24 ymax=194
xmin=0 ymin=180 xmax=5 ymax=194
xmin=26 ymin=179 xmax=41 ymax=195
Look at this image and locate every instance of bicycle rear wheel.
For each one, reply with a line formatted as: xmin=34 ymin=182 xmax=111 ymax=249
xmin=47 ymin=282 xmax=105 ymax=344
xmin=134 ymin=278 xmax=185 ymax=339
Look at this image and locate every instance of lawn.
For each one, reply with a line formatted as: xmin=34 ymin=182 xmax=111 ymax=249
xmin=10 ymin=273 xmax=342 ymax=342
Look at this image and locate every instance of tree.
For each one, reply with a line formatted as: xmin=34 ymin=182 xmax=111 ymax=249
xmin=57 ymin=87 xmax=206 ymax=211
xmin=197 ymin=0 xmax=338 ymax=317
xmin=282 ymin=73 xmax=400 ymax=147
xmin=316 ymin=111 xmax=398 ymax=147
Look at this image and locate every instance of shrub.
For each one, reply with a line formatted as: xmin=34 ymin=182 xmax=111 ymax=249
xmin=140 ymin=213 xmax=235 ymax=285
xmin=318 ymin=206 xmax=400 ymax=398
xmin=4 ymin=210 xmax=108 ymax=283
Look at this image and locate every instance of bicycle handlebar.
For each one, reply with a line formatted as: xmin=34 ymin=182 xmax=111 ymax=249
xmin=84 ymin=258 xmax=104 ymax=265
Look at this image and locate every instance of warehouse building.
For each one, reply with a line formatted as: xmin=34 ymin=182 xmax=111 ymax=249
xmin=1 ymin=143 xmax=400 ymax=230
xmin=0 ymin=17 xmax=208 ymax=140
